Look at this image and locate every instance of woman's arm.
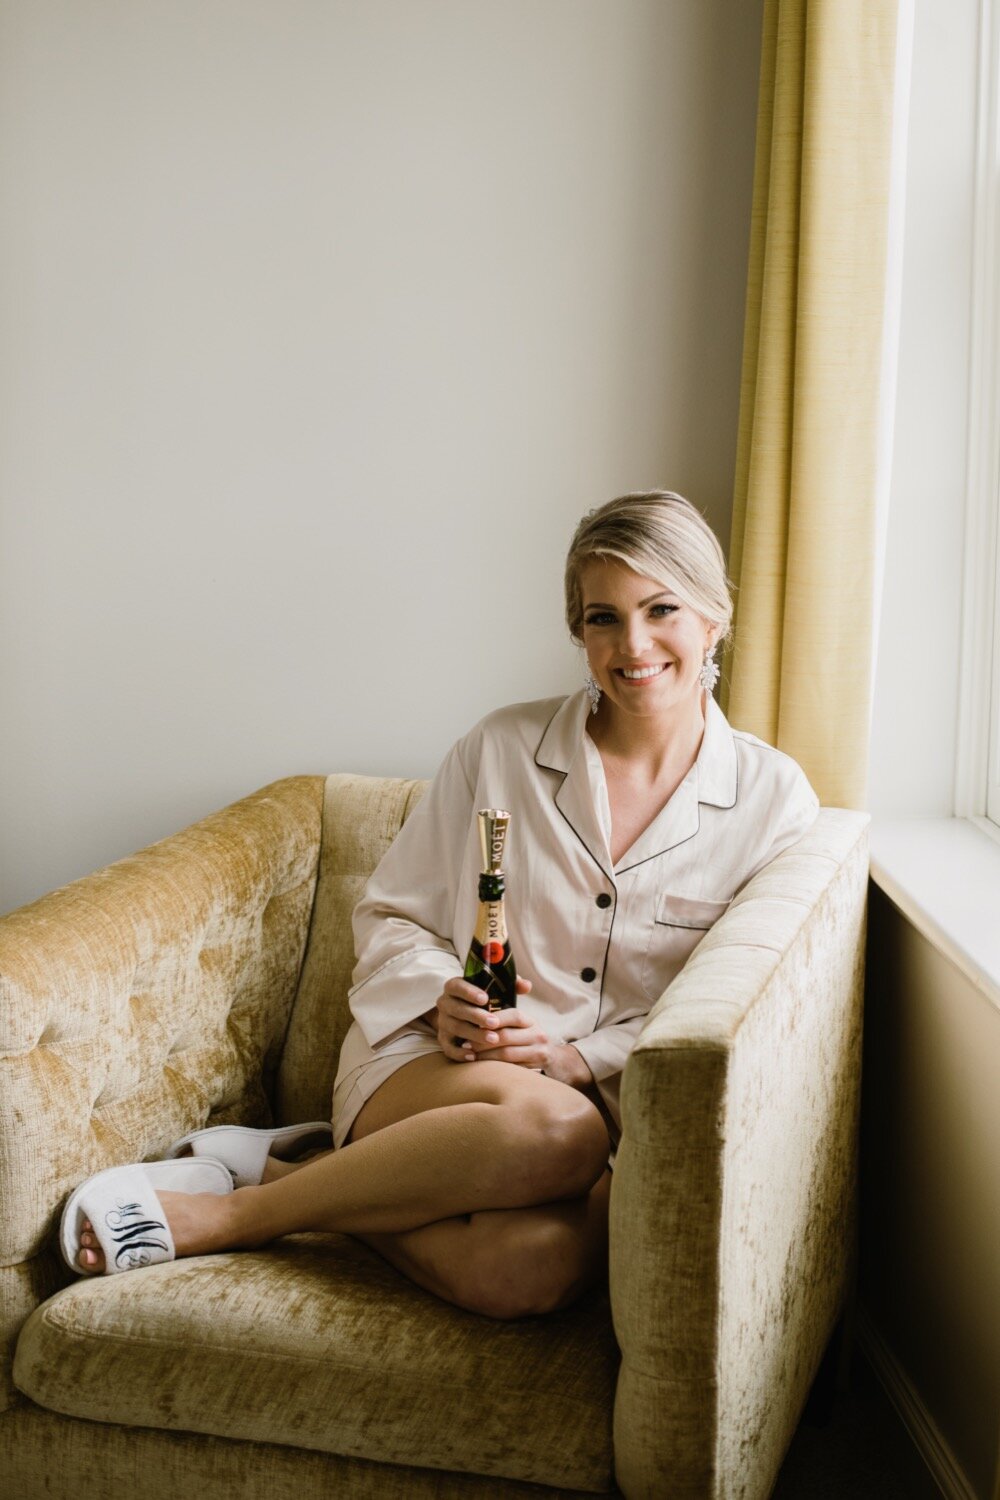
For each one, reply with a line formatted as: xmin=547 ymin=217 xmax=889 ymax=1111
xmin=349 ymin=737 xmax=478 ymax=1048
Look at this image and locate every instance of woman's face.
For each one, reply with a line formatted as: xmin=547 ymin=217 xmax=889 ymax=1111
xmin=579 ymin=557 xmax=717 ymax=723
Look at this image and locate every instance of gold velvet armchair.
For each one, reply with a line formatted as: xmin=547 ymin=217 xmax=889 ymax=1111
xmin=0 ymin=774 xmax=868 ymax=1499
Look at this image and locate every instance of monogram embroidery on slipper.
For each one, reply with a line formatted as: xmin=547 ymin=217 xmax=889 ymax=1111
xmin=105 ymin=1199 xmax=169 ymax=1269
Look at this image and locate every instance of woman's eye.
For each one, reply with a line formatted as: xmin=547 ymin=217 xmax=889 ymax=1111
xmin=584 ymin=612 xmax=616 ymax=626
xmin=650 ymin=604 xmax=678 ymax=618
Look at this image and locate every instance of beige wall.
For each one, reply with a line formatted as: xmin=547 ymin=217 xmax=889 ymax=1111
xmin=0 ymin=0 xmax=759 ymax=913
xmin=862 ymin=885 xmax=1000 ymax=1500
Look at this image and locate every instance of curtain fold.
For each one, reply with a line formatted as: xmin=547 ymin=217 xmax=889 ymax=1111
xmin=723 ymin=0 xmax=900 ymax=809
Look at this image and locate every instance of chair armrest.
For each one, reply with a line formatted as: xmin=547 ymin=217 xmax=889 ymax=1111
xmin=0 ymin=775 xmax=322 ymax=1279
xmin=609 ymin=810 xmax=869 ymax=1500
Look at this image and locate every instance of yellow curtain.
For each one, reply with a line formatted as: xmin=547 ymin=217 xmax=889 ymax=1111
xmin=723 ymin=0 xmax=900 ymax=809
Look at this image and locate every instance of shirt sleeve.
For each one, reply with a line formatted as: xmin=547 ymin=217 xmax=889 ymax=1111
xmin=569 ymin=1014 xmax=648 ymax=1083
xmin=348 ymin=734 xmax=477 ymax=1049
xmin=738 ymin=760 xmax=821 ymax=890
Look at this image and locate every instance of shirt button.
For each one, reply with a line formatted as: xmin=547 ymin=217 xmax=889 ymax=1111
xmin=595 ymin=893 xmax=612 ymax=909
xmin=580 ymin=967 xmax=597 ymax=983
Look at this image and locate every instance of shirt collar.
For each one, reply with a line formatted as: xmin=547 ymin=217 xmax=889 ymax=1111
xmin=535 ymin=688 xmax=738 ymax=810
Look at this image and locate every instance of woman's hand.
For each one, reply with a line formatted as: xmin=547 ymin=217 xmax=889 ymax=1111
xmin=425 ymin=976 xmax=593 ymax=1085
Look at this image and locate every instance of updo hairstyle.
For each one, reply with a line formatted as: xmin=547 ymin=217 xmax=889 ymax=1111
xmin=564 ymin=490 xmax=734 ymax=645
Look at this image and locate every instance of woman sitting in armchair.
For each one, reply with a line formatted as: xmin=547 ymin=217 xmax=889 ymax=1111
xmin=63 ymin=490 xmax=817 ymax=1318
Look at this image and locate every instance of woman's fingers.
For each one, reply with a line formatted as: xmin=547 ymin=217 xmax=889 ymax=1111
xmin=443 ymin=976 xmax=497 ymax=1007
xmin=479 ymin=1011 xmax=532 ymax=1042
xmin=461 ymin=1009 xmax=528 ymax=1043
xmin=432 ymin=976 xmax=500 ymax=1058
xmin=460 ymin=1010 xmax=549 ymax=1066
xmin=438 ymin=997 xmax=502 ymax=1040
xmin=433 ymin=975 xmax=544 ymax=1065
xmin=474 ymin=1045 xmax=546 ymax=1066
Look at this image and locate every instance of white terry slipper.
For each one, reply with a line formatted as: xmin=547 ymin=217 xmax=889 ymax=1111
xmin=60 ymin=1156 xmax=233 ymax=1277
xmin=163 ymin=1121 xmax=333 ymax=1189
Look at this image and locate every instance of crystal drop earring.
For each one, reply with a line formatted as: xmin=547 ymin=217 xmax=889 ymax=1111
xmin=699 ymin=645 xmax=720 ymax=693
xmin=584 ymin=670 xmax=602 ymax=715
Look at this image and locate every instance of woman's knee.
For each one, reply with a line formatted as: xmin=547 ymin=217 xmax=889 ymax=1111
xmin=505 ymin=1086 xmax=609 ymax=1202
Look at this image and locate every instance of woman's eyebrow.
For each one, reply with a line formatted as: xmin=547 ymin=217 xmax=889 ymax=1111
xmin=583 ymin=590 xmax=677 ymax=610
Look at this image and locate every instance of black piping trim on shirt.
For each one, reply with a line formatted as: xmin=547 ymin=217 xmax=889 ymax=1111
xmin=533 ymin=699 xmax=570 ymax=773
xmin=549 ymin=790 xmax=616 ymax=886
xmin=535 ymin=701 xmax=614 ymax=882
xmin=706 ymin=725 xmax=739 ymax=811
xmin=532 ymin=695 xmax=743 ymax=1029
xmin=613 ymin=809 xmax=702 ymax=874
xmin=594 ymin=884 xmax=617 ymax=1032
xmin=534 ymin=701 xmax=620 ymax=1029
xmin=544 ymin=791 xmax=617 ymax=1033
xmin=656 ymin=917 xmax=720 ymax=930
xmin=613 ymin=751 xmax=741 ymax=873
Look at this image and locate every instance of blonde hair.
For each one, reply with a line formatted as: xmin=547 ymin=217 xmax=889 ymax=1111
xmin=564 ymin=490 xmax=734 ymax=643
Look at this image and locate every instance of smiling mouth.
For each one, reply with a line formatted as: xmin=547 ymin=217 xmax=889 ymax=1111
xmin=617 ymin=664 xmax=669 ymax=681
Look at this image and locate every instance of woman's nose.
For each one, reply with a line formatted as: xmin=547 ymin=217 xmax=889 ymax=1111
xmin=621 ymin=615 xmax=652 ymax=655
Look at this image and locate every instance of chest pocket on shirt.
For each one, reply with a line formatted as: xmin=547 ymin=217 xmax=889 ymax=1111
xmin=640 ymin=892 xmax=731 ymax=1002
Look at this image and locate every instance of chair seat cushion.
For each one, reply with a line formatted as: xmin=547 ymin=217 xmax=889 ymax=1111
xmin=13 ymin=1233 xmax=618 ymax=1492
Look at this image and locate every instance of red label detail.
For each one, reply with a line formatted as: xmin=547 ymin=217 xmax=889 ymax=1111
xmin=482 ymin=941 xmax=505 ymax=965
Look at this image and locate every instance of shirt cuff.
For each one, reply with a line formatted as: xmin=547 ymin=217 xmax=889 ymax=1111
xmin=349 ymin=948 xmax=464 ymax=1048
xmin=570 ymin=1016 xmax=646 ymax=1083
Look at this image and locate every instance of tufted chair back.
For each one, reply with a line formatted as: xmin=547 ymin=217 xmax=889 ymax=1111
xmin=0 ymin=777 xmax=324 ymax=1410
xmin=274 ymin=773 xmax=426 ymax=1126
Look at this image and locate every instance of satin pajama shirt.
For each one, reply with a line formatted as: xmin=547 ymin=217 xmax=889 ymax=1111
xmin=331 ymin=690 xmax=819 ymax=1148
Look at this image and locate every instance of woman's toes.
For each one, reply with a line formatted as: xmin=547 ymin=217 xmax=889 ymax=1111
xmin=77 ymin=1218 xmax=105 ymax=1271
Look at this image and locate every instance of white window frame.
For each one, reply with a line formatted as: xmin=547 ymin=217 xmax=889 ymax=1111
xmin=956 ymin=0 xmax=1000 ymax=831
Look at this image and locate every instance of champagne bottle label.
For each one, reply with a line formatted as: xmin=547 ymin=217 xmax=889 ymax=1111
xmin=464 ymin=894 xmax=517 ymax=1011
xmin=463 ymin=809 xmax=517 ymax=1013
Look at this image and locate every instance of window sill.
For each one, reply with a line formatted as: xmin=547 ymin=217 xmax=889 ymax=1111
xmin=869 ymin=817 xmax=1000 ymax=1013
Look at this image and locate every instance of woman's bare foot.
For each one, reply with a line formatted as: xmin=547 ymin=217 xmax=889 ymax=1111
xmin=74 ymin=1148 xmax=334 ymax=1268
xmin=77 ymin=1188 xmax=241 ymax=1274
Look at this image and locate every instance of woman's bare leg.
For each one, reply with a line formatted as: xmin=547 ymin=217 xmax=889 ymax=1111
xmin=342 ymin=1055 xmax=613 ymax=1316
xmin=211 ymin=1147 xmax=610 ymax=1317
xmin=77 ymin=1055 xmax=610 ymax=1278
xmin=358 ymin=1171 xmax=611 ymax=1319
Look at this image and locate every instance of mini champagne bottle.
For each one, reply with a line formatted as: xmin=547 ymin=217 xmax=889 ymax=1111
xmin=463 ymin=809 xmax=518 ymax=1011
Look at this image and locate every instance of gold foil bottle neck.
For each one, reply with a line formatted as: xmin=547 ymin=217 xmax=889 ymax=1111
xmin=477 ymin=809 xmax=511 ymax=874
